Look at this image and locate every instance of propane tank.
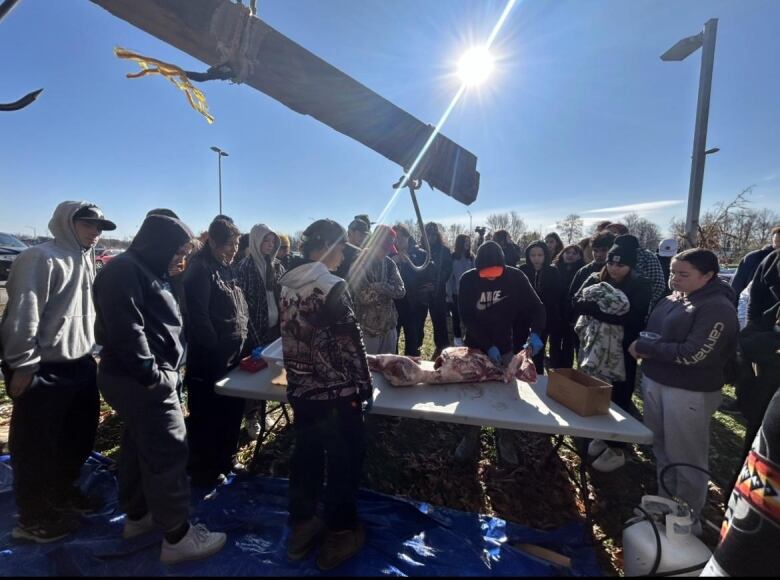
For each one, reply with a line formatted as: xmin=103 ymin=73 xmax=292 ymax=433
xmin=622 ymin=495 xmax=712 ymax=577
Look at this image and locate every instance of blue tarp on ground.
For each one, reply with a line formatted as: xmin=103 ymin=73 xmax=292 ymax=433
xmin=0 ymin=454 xmax=601 ymax=576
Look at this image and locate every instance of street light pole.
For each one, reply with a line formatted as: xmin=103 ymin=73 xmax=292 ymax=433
xmin=467 ymin=209 xmax=473 ymax=235
xmin=662 ymin=18 xmax=718 ymax=248
xmin=210 ymin=146 xmax=229 ymax=214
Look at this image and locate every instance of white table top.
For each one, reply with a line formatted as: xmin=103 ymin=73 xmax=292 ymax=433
xmin=216 ymin=363 xmax=653 ymax=445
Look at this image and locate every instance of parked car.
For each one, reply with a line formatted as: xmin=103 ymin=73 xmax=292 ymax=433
xmin=95 ymin=248 xmax=123 ymax=270
xmin=0 ymin=232 xmax=28 ymax=281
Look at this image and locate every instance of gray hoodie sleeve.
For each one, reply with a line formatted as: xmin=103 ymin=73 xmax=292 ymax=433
xmin=637 ymin=301 xmax=737 ymax=367
xmin=0 ymin=250 xmax=52 ymax=372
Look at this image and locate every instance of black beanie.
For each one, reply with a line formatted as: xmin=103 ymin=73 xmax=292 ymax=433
xmin=475 ymin=241 xmax=506 ymax=270
xmin=607 ymin=234 xmax=639 ymax=269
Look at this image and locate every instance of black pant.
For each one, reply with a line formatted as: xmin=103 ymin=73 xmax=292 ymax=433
xmin=448 ymin=295 xmax=462 ymax=339
xmin=396 ymin=300 xmax=426 ymax=356
xmin=549 ymin=323 xmax=576 ymax=369
xmin=423 ymin=291 xmax=450 ymax=350
xmin=739 ymin=364 xmax=780 ymax=464
xmin=185 ymin=342 xmax=245 ymax=481
xmin=99 ymin=368 xmax=190 ymax=532
xmin=289 ymin=397 xmax=366 ymax=531
xmin=4 ymin=356 xmax=99 ymax=522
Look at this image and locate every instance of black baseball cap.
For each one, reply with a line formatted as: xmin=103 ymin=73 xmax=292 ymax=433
xmin=73 ymin=204 xmax=117 ymax=231
xmin=304 ymin=219 xmax=361 ymax=251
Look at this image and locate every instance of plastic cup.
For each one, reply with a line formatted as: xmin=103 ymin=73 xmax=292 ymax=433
xmin=640 ymin=331 xmax=661 ymax=342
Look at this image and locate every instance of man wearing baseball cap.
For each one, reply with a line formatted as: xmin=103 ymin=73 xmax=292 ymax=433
xmin=454 ymin=241 xmax=546 ymax=466
xmin=0 ymin=201 xmax=116 ymax=542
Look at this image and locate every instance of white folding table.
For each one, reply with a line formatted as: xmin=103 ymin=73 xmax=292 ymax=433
xmin=216 ymin=362 xmax=653 ymax=527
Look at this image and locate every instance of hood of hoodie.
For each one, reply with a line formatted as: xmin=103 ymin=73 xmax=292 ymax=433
xmin=280 ymin=260 xmax=342 ymax=298
xmin=128 ymin=215 xmax=194 ymax=276
xmin=249 ymin=223 xmax=280 ymax=283
xmin=475 ymin=241 xmax=506 ymax=271
xmin=48 ymin=200 xmax=96 ymax=254
xmin=686 ymin=276 xmax=737 ymax=304
xmin=524 ymin=240 xmax=551 ymax=267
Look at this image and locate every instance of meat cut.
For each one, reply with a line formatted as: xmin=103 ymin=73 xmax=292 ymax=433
xmin=367 ymin=347 xmax=537 ymax=387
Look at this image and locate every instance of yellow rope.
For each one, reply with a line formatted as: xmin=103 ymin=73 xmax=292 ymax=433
xmin=114 ymin=47 xmax=215 ymax=124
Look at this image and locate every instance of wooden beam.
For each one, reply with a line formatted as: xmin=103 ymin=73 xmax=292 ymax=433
xmin=90 ymin=0 xmax=480 ymax=204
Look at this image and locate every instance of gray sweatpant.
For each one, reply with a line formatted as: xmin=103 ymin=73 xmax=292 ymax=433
xmin=98 ymin=367 xmax=190 ymax=532
xmin=641 ymin=375 xmax=721 ymax=519
xmin=363 ymin=328 xmax=398 ymax=355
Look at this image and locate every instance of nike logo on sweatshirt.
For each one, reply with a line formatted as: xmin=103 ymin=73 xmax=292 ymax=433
xmin=476 ymin=290 xmax=507 ymax=310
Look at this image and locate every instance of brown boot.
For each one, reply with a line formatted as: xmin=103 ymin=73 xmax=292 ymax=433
xmin=316 ymin=523 xmax=366 ymax=571
xmin=286 ymin=516 xmax=325 ymax=560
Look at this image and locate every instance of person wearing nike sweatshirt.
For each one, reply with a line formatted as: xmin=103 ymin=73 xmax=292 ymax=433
xmin=0 ymin=201 xmax=115 ymax=542
xmin=519 ymin=240 xmax=564 ymax=374
xmin=455 ymin=241 xmax=546 ymax=467
xmin=94 ymin=215 xmax=227 ymax=562
xmin=280 ymin=219 xmax=373 ymax=570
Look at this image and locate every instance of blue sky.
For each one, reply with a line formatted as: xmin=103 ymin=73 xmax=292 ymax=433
xmin=1 ymin=0 xmax=779 ymax=240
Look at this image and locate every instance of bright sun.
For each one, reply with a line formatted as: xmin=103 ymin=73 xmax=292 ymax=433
xmin=457 ymin=46 xmax=495 ymax=86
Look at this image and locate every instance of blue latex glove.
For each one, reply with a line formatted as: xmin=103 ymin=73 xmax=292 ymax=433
xmin=524 ymin=333 xmax=544 ymax=356
xmin=487 ymin=346 xmax=502 ymax=366
xmin=251 ymin=346 xmax=264 ymax=359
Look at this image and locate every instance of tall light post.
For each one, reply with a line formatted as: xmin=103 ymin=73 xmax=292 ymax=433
xmin=210 ymin=146 xmax=229 ymax=214
xmin=661 ymin=18 xmax=718 ymax=247
xmin=466 ymin=209 xmax=473 ymax=235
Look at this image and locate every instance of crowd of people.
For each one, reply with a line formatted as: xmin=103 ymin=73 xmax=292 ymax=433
xmin=0 ymin=199 xmax=778 ymax=573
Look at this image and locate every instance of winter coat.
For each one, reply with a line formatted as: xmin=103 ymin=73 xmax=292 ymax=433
xmin=636 ymin=278 xmax=739 ymax=393
xmin=393 ymin=245 xmax=434 ymax=307
xmin=183 ymin=247 xmax=248 ymax=374
xmin=447 ymin=254 xmax=475 ymax=300
xmin=348 ymin=254 xmax=405 ymax=336
xmin=94 ymin=215 xmax=193 ymax=386
xmin=1 ymin=201 xmax=98 ymax=372
xmin=519 ymin=241 xmax=564 ymax=326
xmin=748 ymin=249 xmax=780 ymax=324
xmin=428 ymin=241 xmax=453 ymax=297
xmin=554 ymin=258 xmax=586 ymax=322
xmin=280 ymin=261 xmax=373 ymax=402
xmin=236 ymin=224 xmax=285 ymax=349
xmin=574 ymin=282 xmax=631 ymax=382
xmin=732 ymin=245 xmax=775 ymax=300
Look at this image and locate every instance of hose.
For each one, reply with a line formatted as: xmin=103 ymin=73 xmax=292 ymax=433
xmin=659 ymin=462 xmax=714 ymax=498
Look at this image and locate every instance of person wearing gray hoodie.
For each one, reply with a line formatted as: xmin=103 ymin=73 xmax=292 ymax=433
xmin=630 ymin=248 xmax=738 ymax=527
xmin=0 ymin=201 xmax=115 ymax=543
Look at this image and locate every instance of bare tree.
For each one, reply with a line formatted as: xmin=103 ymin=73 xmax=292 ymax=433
xmin=555 ymin=214 xmax=584 ymax=244
xmin=447 ymin=222 xmax=467 ymax=244
xmin=517 ymin=230 xmax=541 ymax=251
xmin=485 ymin=211 xmax=526 ymax=241
xmin=622 ymin=213 xmax=662 ymax=250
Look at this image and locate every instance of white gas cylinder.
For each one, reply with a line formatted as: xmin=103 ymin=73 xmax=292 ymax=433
xmin=622 ymin=495 xmax=712 ymax=577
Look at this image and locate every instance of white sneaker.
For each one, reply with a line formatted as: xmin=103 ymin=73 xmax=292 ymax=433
xmin=591 ymin=447 xmax=625 ymax=473
xmin=160 ymin=523 xmax=227 ymax=564
xmin=122 ymin=512 xmax=156 ymax=540
xmin=587 ymin=439 xmax=608 ymax=458
xmin=453 ymin=338 xmax=464 ymax=347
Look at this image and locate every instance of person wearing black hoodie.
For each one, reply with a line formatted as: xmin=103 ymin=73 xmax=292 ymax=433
xmin=455 ymin=241 xmax=546 ymax=465
xmin=551 ymin=244 xmax=586 ymax=368
xmin=183 ymin=218 xmax=248 ymax=488
xmin=94 ymin=214 xmax=228 ymax=564
xmin=422 ymin=222 xmax=453 ymax=357
xmin=392 ymin=225 xmax=433 ymax=356
xmin=519 ymin=240 xmax=564 ymax=374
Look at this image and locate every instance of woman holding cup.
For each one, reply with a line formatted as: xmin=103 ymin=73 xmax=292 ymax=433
xmin=629 ymin=248 xmax=738 ymax=531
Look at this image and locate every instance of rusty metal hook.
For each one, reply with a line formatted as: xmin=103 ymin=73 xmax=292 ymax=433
xmin=392 ymin=176 xmax=431 ymax=272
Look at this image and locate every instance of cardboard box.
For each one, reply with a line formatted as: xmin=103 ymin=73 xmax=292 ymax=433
xmin=546 ymin=368 xmax=612 ymax=416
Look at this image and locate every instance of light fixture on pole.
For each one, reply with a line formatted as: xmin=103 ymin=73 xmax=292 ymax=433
xmin=210 ymin=146 xmax=229 ymax=214
xmin=466 ymin=209 xmax=473 ymax=235
xmin=661 ymin=18 xmax=718 ymax=247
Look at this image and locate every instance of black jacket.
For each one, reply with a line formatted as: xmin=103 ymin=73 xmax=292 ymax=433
xmin=574 ymin=271 xmax=652 ymax=345
xmin=459 ymin=265 xmax=545 ymax=355
xmin=183 ymin=247 xmax=248 ymax=356
xmin=748 ymin=249 xmax=780 ymax=324
xmin=554 ymin=258 xmax=586 ymax=321
xmin=570 ymin=261 xmax=604 ymax=299
xmin=393 ymin=245 xmax=435 ymax=306
xmin=428 ymin=242 xmax=453 ymax=296
xmin=94 ymin=215 xmax=193 ymax=386
xmin=519 ymin=241 xmax=564 ymax=326
xmin=732 ymin=245 xmax=775 ymax=300
xmin=335 ymin=244 xmax=360 ymax=280
xmin=500 ymin=242 xmax=522 ymax=268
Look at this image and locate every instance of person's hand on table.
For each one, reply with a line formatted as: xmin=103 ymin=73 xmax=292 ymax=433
xmin=487 ymin=346 xmax=502 ymax=366
xmin=523 ymin=333 xmax=544 ymax=357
